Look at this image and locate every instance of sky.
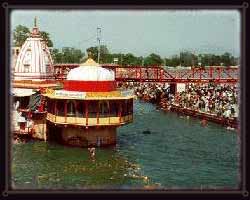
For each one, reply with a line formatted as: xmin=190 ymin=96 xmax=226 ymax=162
xmin=10 ymin=9 xmax=240 ymax=58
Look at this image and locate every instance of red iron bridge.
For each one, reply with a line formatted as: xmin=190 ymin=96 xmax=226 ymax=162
xmin=53 ymin=64 xmax=239 ymax=84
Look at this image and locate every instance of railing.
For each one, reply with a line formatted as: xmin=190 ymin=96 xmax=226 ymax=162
xmin=52 ymin=64 xmax=239 ymax=83
xmin=114 ymin=66 xmax=239 ymax=83
xmin=47 ymin=113 xmax=133 ymax=126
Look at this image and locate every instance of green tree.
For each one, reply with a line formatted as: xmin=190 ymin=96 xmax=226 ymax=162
xmin=40 ymin=31 xmax=53 ymax=47
xmin=86 ymin=45 xmax=110 ymax=63
xmin=180 ymin=51 xmax=192 ymax=66
xmin=220 ymin=52 xmax=231 ymax=66
xmin=144 ymin=53 xmax=163 ymax=66
xmin=86 ymin=46 xmax=98 ymax=60
xmin=194 ymin=53 xmax=236 ymax=66
xmin=13 ymin=25 xmax=30 ymax=47
xmin=13 ymin=25 xmax=54 ymax=47
xmin=122 ymin=53 xmax=138 ymax=66
xmin=170 ymin=55 xmax=180 ymax=67
xmin=62 ymin=47 xmax=85 ymax=63
xmin=51 ymin=48 xmax=63 ymax=63
xmin=164 ymin=58 xmax=172 ymax=66
xmin=52 ymin=47 xmax=85 ymax=63
xmin=137 ymin=56 xmax=144 ymax=66
xmin=230 ymin=56 xmax=237 ymax=66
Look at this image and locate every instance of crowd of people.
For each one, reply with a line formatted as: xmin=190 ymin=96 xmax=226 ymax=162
xmin=170 ymin=83 xmax=238 ymax=119
xmin=118 ymin=82 xmax=169 ymax=105
xmin=118 ymin=81 xmax=239 ymax=121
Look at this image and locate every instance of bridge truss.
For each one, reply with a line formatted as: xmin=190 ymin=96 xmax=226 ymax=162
xmin=53 ymin=64 xmax=239 ymax=84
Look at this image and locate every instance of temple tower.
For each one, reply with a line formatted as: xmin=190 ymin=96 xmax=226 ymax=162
xmin=13 ymin=17 xmax=54 ymax=80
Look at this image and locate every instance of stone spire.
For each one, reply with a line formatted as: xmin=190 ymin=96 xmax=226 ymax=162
xmin=34 ymin=16 xmax=37 ymax=27
xmin=31 ymin=16 xmax=40 ymax=37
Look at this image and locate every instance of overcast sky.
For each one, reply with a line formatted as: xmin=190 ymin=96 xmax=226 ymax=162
xmin=11 ymin=9 xmax=240 ymax=58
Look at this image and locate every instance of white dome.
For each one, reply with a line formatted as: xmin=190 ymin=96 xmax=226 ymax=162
xmin=67 ymin=58 xmax=115 ymax=81
xmin=13 ymin=22 xmax=53 ymax=80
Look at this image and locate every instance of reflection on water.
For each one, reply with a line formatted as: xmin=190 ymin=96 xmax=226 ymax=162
xmin=11 ymin=100 xmax=240 ymax=190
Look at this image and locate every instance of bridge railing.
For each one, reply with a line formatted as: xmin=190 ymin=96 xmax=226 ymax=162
xmin=52 ymin=64 xmax=239 ymax=83
xmin=114 ymin=66 xmax=239 ymax=83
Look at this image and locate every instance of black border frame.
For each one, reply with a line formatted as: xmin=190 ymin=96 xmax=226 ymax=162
xmin=1 ymin=1 xmax=248 ymax=198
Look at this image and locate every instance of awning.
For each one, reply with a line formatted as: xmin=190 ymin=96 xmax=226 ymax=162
xmin=12 ymin=88 xmax=36 ymax=97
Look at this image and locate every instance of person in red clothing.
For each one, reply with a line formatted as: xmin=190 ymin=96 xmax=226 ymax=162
xmin=36 ymin=95 xmax=46 ymax=112
xmin=27 ymin=111 xmax=32 ymax=119
xmin=38 ymin=99 xmax=45 ymax=112
xmin=201 ymin=118 xmax=208 ymax=127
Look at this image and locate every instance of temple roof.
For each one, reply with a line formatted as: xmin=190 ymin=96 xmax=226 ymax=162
xmin=66 ymin=58 xmax=115 ymax=81
xmin=80 ymin=58 xmax=100 ymax=66
xmin=13 ymin=17 xmax=54 ymax=80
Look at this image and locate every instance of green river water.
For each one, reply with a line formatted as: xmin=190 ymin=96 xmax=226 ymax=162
xmin=11 ymin=100 xmax=240 ymax=190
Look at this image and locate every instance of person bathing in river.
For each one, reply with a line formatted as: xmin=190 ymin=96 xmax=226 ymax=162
xmin=201 ymin=118 xmax=208 ymax=127
xmin=88 ymin=146 xmax=96 ymax=161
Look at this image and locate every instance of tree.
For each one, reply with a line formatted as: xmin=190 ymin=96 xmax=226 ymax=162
xmin=220 ymin=52 xmax=231 ymax=66
xmin=230 ymin=56 xmax=237 ymax=66
xmin=180 ymin=51 xmax=192 ymax=66
xmin=40 ymin=31 xmax=53 ymax=47
xmin=164 ymin=58 xmax=172 ymax=66
xmin=51 ymin=47 xmax=85 ymax=63
xmin=122 ymin=53 xmax=138 ymax=66
xmin=62 ymin=47 xmax=85 ymax=63
xmin=86 ymin=45 xmax=110 ymax=63
xmin=51 ymin=49 xmax=63 ymax=63
xmin=170 ymin=55 xmax=180 ymax=67
xmin=138 ymin=56 xmax=144 ymax=66
xmin=86 ymin=46 xmax=98 ymax=60
xmin=144 ymin=53 xmax=163 ymax=66
xmin=194 ymin=53 xmax=237 ymax=66
xmin=13 ymin=25 xmax=30 ymax=47
xmin=13 ymin=25 xmax=53 ymax=47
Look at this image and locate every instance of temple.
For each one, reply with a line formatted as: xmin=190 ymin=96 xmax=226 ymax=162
xmin=12 ymin=18 xmax=134 ymax=147
xmin=13 ymin=17 xmax=54 ymax=81
xmin=44 ymin=55 xmax=134 ymax=147
xmin=12 ymin=18 xmax=59 ymax=140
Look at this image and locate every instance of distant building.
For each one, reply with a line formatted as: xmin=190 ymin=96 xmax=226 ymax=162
xmin=113 ymin=58 xmax=118 ymax=64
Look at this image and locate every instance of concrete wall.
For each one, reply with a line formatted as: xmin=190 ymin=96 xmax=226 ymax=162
xmin=46 ymin=124 xmax=117 ymax=147
xmin=61 ymin=126 xmax=117 ymax=147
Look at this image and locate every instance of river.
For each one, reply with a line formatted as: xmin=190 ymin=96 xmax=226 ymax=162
xmin=11 ymin=100 xmax=240 ymax=190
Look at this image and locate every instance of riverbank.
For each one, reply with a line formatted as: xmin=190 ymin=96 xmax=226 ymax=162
xmin=142 ymin=96 xmax=238 ymax=129
xmin=120 ymin=82 xmax=239 ymax=129
xmin=163 ymin=104 xmax=237 ymax=129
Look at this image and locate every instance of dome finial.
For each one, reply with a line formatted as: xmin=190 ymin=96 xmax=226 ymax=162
xmin=80 ymin=51 xmax=99 ymax=66
xmin=87 ymin=51 xmax=93 ymax=59
xmin=31 ymin=17 xmax=40 ymax=37
xmin=34 ymin=16 xmax=37 ymax=27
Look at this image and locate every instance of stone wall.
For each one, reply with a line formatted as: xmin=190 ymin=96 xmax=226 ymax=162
xmin=61 ymin=126 xmax=117 ymax=147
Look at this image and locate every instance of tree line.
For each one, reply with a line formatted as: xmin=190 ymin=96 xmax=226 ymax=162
xmin=52 ymin=46 xmax=239 ymax=67
xmin=13 ymin=24 xmax=239 ymax=67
